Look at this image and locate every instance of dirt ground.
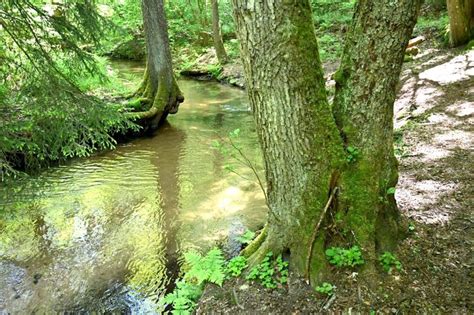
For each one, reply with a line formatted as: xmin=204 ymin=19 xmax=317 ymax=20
xmin=196 ymin=44 xmax=474 ymax=314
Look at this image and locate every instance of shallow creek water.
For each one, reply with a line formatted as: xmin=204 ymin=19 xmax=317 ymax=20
xmin=0 ymin=62 xmax=267 ymax=313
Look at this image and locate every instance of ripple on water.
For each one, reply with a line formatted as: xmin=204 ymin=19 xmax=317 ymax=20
xmin=0 ymin=72 xmax=267 ymax=313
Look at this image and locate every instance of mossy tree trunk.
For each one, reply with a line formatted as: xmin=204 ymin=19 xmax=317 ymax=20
xmin=330 ymin=0 xmax=420 ymax=281
xmin=211 ymin=0 xmax=228 ymax=64
xmin=232 ymin=0 xmax=420 ymax=286
xmin=447 ymin=0 xmax=473 ymax=47
xmin=132 ymin=0 xmax=184 ymax=132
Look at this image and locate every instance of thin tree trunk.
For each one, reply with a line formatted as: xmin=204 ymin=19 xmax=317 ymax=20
xmin=131 ymin=0 xmax=184 ymax=132
xmin=232 ymin=0 xmax=420 ymax=286
xmin=447 ymin=0 xmax=473 ymax=47
xmin=211 ymin=0 xmax=228 ymax=64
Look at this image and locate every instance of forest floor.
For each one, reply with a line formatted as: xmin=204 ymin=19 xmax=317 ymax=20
xmin=196 ymin=44 xmax=474 ymax=313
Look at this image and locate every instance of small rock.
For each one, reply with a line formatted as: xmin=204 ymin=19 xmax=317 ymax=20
xmin=239 ymin=284 xmax=249 ymax=291
xmin=33 ymin=273 xmax=42 ymax=284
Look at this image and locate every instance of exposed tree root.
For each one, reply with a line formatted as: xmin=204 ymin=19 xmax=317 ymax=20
xmin=241 ymin=224 xmax=267 ymax=258
xmin=126 ymin=73 xmax=183 ymax=131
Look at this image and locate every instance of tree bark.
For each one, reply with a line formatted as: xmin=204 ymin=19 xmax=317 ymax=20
xmin=232 ymin=0 xmax=345 ymax=282
xmin=232 ymin=0 xmax=420 ymax=286
xmin=131 ymin=0 xmax=184 ymax=132
xmin=211 ymin=0 xmax=228 ymax=64
xmin=331 ymin=0 xmax=420 ymax=279
xmin=447 ymin=0 xmax=473 ymax=47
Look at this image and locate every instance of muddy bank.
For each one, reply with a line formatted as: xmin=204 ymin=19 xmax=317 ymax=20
xmin=107 ymin=42 xmax=339 ymax=89
xmin=177 ymin=47 xmax=340 ymax=89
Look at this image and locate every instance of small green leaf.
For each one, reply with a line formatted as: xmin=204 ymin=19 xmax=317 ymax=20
xmin=211 ymin=140 xmax=221 ymax=148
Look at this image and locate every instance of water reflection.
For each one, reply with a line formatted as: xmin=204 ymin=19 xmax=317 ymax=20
xmin=0 ymin=66 xmax=267 ymax=313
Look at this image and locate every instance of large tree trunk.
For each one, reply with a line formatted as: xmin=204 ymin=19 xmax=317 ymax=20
xmin=232 ymin=0 xmax=420 ymax=286
xmin=331 ymin=0 xmax=420 ymax=280
xmin=447 ymin=0 xmax=473 ymax=47
xmin=211 ymin=0 xmax=228 ymax=64
xmin=232 ymin=0 xmax=345 ymax=282
xmin=131 ymin=0 xmax=184 ymax=132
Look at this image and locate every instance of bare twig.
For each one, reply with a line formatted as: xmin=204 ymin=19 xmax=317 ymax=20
xmin=323 ymin=294 xmax=336 ymax=310
xmin=232 ymin=288 xmax=245 ymax=310
xmin=228 ymin=136 xmax=268 ymax=201
xmin=305 ymin=187 xmax=339 ymax=284
xmin=214 ymin=133 xmax=281 ymax=223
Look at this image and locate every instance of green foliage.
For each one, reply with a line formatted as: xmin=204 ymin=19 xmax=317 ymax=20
xmin=229 ymin=128 xmax=241 ymax=138
xmin=225 ymin=39 xmax=241 ymax=59
xmin=108 ymin=0 xmax=142 ymax=31
xmin=236 ymin=230 xmax=255 ymax=245
xmin=424 ymin=0 xmax=446 ymax=10
xmin=162 ymin=247 xmax=227 ymax=314
xmin=179 ymin=59 xmax=197 ymax=72
xmin=414 ymin=13 xmax=449 ymax=40
xmin=0 ymin=1 xmax=137 ymax=178
xmin=161 ymin=279 xmax=202 ymax=315
xmin=408 ymin=223 xmax=416 ymax=232
xmin=386 ymin=187 xmax=396 ymax=195
xmin=416 ymin=14 xmax=448 ymax=33
xmin=184 ymin=247 xmax=226 ymax=286
xmin=315 ymin=282 xmax=335 ymax=295
xmin=207 ymin=64 xmax=223 ymax=78
xmin=98 ymin=0 xmax=143 ymax=54
xmin=311 ymin=0 xmax=356 ymax=61
xmin=325 ymin=246 xmax=365 ymax=268
xmin=246 ymin=252 xmax=289 ymax=289
xmin=165 ymin=0 xmax=234 ymax=48
xmin=226 ymin=256 xmax=248 ymax=277
xmin=465 ymin=40 xmax=474 ymax=51
xmin=379 ymin=252 xmax=402 ymax=273
xmin=346 ymin=146 xmax=360 ymax=163
xmin=394 ymin=130 xmax=408 ymax=159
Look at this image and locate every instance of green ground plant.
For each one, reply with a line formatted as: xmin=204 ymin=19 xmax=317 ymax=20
xmin=207 ymin=63 xmax=223 ymax=78
xmin=413 ymin=13 xmax=449 ymax=43
xmin=162 ymin=248 xmax=225 ymax=314
xmin=161 ymin=279 xmax=202 ymax=315
xmin=184 ymin=247 xmax=226 ymax=286
xmin=315 ymin=282 xmax=335 ymax=295
xmin=379 ymin=252 xmax=402 ymax=273
xmin=325 ymin=246 xmax=365 ymax=268
xmin=236 ymin=230 xmax=256 ymax=245
xmin=386 ymin=187 xmax=396 ymax=195
xmin=346 ymin=146 xmax=360 ymax=163
xmin=246 ymin=252 xmax=289 ymax=289
xmin=226 ymin=256 xmax=248 ymax=277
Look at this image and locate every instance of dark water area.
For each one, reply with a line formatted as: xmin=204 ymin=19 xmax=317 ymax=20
xmin=0 ymin=61 xmax=267 ymax=313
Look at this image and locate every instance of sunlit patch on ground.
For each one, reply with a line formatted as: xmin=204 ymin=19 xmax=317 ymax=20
xmin=397 ymin=177 xmax=458 ymax=224
xmin=419 ymin=51 xmax=473 ymax=85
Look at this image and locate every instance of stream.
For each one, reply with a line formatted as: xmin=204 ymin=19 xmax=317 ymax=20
xmin=0 ymin=61 xmax=267 ymax=313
